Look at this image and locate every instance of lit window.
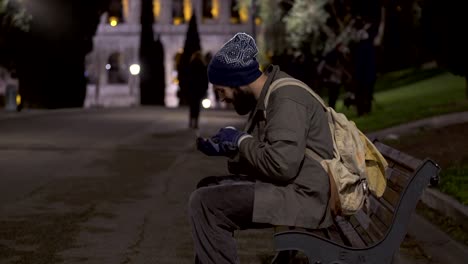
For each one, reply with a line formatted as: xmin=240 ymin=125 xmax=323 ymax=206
xmin=107 ymin=52 xmax=128 ymax=84
xmin=183 ymin=0 xmax=192 ymax=22
xmin=254 ymin=3 xmax=261 ymax=25
xmin=203 ymin=0 xmax=219 ymax=20
xmin=108 ymin=0 xmax=124 ymax=25
xmin=230 ymin=0 xmax=248 ymax=24
xmin=255 ymin=17 xmax=262 ymax=25
xmin=172 ymin=0 xmax=192 ymax=25
xmin=173 ymin=17 xmax=184 ymax=25
xmin=172 ymin=0 xmax=184 ymax=24
xmin=153 ymin=0 xmax=161 ymax=20
xmin=122 ymin=0 xmax=129 ymax=21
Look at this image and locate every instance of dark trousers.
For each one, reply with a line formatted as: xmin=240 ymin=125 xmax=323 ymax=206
xmin=188 ymin=176 xmax=273 ymax=264
xmin=355 ymin=81 xmax=375 ymax=116
xmin=189 ymin=100 xmax=201 ymax=128
xmin=325 ymin=82 xmax=342 ymax=110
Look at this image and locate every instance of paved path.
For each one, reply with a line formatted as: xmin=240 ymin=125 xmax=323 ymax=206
xmin=0 ymin=107 xmax=258 ymax=263
xmin=1 ymin=108 xmax=467 ymax=263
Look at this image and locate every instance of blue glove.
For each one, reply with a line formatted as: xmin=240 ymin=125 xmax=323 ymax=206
xmin=197 ymin=127 xmax=252 ymax=157
xmin=197 ymin=137 xmax=222 ymax=156
xmin=213 ymin=127 xmax=251 ymax=156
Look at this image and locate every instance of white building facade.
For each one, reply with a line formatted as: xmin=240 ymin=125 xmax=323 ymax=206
xmin=85 ymin=0 xmax=259 ymax=108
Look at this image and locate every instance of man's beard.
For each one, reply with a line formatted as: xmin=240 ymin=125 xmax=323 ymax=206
xmin=232 ymin=88 xmax=257 ymax=116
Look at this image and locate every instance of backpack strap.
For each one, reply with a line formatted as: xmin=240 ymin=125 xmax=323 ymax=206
xmin=265 ymin=78 xmax=328 ymax=110
xmin=264 ymin=77 xmax=338 ymax=158
xmin=265 ymin=78 xmax=343 ymax=216
xmin=305 ymin=148 xmax=343 ymax=217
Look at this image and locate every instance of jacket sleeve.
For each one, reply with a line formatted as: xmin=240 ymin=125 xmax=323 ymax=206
xmin=239 ymin=88 xmax=314 ymax=183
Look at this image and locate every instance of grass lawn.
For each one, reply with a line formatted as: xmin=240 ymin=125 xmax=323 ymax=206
xmin=341 ymin=71 xmax=468 ymax=245
xmin=373 ymin=67 xmax=445 ymax=93
xmin=334 ymin=73 xmax=468 ymax=133
xmin=438 ymin=166 xmax=468 ymax=205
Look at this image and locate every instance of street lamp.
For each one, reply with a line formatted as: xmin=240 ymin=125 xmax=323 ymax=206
xmin=129 ymin=64 xmax=140 ymax=75
xmin=129 ymin=64 xmax=141 ymax=105
xmin=109 ymin=16 xmax=119 ymax=27
xmin=202 ymin=98 xmax=211 ymax=109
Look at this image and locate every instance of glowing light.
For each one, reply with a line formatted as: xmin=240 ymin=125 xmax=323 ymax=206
xmin=202 ymin=99 xmax=211 ymax=109
xmin=129 ymin=64 xmax=141 ymax=75
xmin=230 ymin=17 xmax=239 ymax=24
xmin=211 ymin=0 xmax=219 ymax=18
xmin=173 ymin=17 xmax=183 ymax=25
xmin=109 ymin=16 xmax=118 ymax=27
xmin=239 ymin=3 xmax=249 ymax=23
xmin=153 ymin=0 xmax=161 ymax=19
xmin=123 ymin=0 xmax=129 ymax=22
xmin=105 ymin=64 xmax=111 ymax=70
xmin=184 ymin=0 xmax=192 ymax=22
xmin=255 ymin=17 xmax=262 ymax=25
xmin=16 ymin=94 xmax=21 ymax=106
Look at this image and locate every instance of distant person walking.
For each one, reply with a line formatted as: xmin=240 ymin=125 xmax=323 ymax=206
xmin=351 ymin=1 xmax=385 ymax=116
xmin=187 ymin=51 xmax=209 ymax=129
xmin=318 ymin=47 xmax=352 ymax=109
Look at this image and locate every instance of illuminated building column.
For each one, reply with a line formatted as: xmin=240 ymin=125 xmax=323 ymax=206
xmin=100 ymin=12 xmax=107 ymax=25
xmin=122 ymin=0 xmax=129 ymax=23
xmin=219 ymin=0 xmax=231 ymax=24
xmin=183 ymin=0 xmax=192 ymax=22
xmin=211 ymin=0 xmax=220 ymax=20
xmin=159 ymin=0 xmax=172 ymax=24
xmin=238 ymin=1 xmax=249 ymax=24
xmin=128 ymin=0 xmax=142 ymax=24
xmin=153 ymin=0 xmax=161 ymax=22
xmin=194 ymin=0 xmax=203 ymax=24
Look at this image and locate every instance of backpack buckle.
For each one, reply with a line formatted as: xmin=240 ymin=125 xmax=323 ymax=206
xmin=362 ymin=180 xmax=369 ymax=195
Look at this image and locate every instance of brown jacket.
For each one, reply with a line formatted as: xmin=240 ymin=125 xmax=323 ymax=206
xmin=231 ymin=65 xmax=334 ymax=229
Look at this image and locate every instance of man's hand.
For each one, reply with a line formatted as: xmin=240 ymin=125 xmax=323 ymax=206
xmin=196 ymin=137 xmax=222 ymax=156
xmin=213 ymin=127 xmax=252 ymax=156
xmin=196 ymin=127 xmax=252 ymax=157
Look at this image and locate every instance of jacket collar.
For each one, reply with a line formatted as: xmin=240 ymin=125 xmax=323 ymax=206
xmin=256 ymin=64 xmax=281 ymax=111
xmin=243 ymin=65 xmax=281 ymax=132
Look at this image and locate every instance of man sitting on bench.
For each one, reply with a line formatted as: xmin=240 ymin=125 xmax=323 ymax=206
xmin=188 ymin=32 xmax=334 ymax=264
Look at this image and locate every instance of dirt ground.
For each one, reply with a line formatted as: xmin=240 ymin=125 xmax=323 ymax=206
xmin=384 ymin=123 xmax=468 ymax=169
xmin=385 ymin=122 xmax=468 ymax=248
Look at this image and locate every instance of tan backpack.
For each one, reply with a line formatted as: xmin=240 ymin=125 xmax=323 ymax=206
xmin=264 ymin=78 xmax=388 ymax=216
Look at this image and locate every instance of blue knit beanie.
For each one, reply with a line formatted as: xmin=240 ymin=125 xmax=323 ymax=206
xmin=208 ymin=33 xmax=262 ymax=87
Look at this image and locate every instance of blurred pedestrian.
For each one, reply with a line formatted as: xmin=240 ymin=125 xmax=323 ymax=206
xmin=317 ymin=46 xmax=352 ymax=109
xmin=351 ymin=1 xmax=385 ymax=116
xmin=187 ymin=50 xmax=209 ymax=129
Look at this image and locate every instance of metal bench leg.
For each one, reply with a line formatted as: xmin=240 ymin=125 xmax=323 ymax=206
xmin=270 ymin=250 xmax=298 ymax=264
xmin=274 ymin=232 xmax=394 ymax=264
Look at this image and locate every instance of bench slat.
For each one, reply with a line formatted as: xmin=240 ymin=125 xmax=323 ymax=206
xmin=350 ymin=211 xmax=385 ymax=245
xmin=273 ymin=141 xmax=431 ymax=263
xmin=335 ymin=216 xmax=367 ymax=247
xmin=369 ymin=195 xmax=394 ymax=227
xmin=325 ymin=225 xmax=350 ymax=246
xmin=369 ymin=214 xmax=389 ymax=235
xmin=386 ymin=167 xmax=410 ymax=192
xmin=381 ymin=185 xmax=400 ymax=208
xmin=353 ymin=224 xmax=373 ymax=245
xmin=375 ymin=142 xmax=422 ymax=171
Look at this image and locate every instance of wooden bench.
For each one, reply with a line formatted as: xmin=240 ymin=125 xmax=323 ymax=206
xmin=272 ymin=140 xmax=440 ymax=264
